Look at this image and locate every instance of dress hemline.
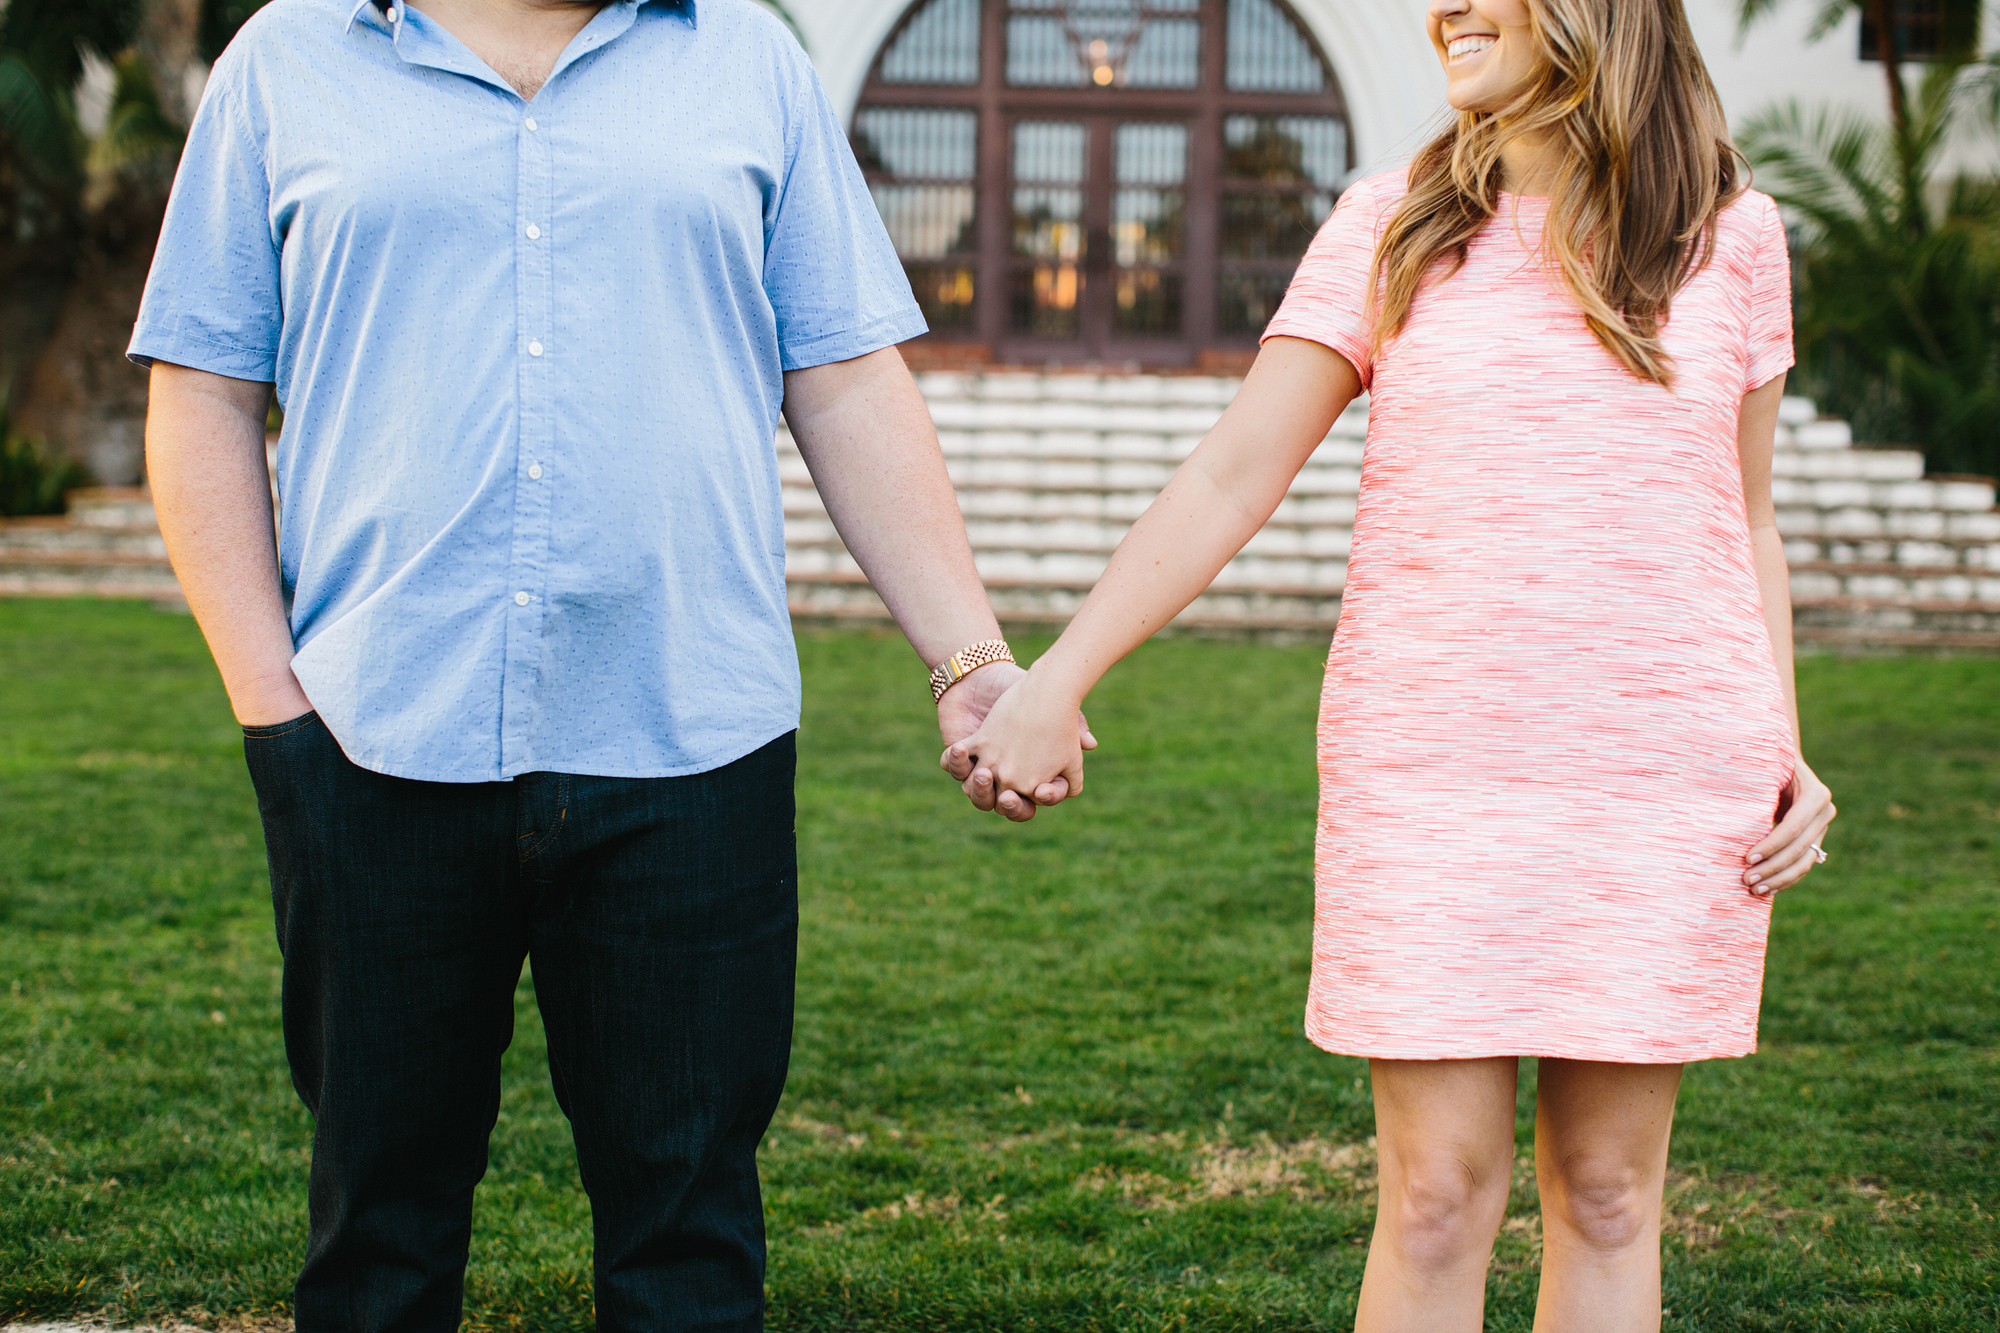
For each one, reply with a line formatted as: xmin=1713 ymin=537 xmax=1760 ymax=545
xmin=1304 ymin=1025 xmax=1756 ymax=1065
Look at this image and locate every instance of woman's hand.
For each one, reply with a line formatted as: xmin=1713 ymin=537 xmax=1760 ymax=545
xmin=941 ymin=671 xmax=1095 ymax=822
xmin=1743 ymin=758 xmax=1835 ymax=898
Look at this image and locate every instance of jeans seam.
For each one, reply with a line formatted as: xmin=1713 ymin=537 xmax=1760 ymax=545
xmin=516 ymin=773 xmax=571 ymax=864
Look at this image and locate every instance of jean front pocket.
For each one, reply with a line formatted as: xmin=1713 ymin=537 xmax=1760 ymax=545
xmin=242 ymin=711 xmax=322 ymax=741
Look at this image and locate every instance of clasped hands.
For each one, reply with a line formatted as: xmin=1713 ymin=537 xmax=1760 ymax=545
xmin=936 ymin=661 xmax=1095 ymax=823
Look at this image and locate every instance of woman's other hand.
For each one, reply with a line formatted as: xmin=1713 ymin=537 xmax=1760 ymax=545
xmin=941 ymin=672 xmax=1095 ymax=822
xmin=1743 ymin=759 xmax=1835 ymax=897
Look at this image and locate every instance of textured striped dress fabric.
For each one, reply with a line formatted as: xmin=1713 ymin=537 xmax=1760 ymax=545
xmin=1263 ymin=173 xmax=1797 ymax=1062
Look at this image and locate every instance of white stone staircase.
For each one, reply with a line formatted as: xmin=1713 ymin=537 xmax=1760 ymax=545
xmin=5 ymin=381 xmax=1997 ymax=649
xmin=784 ymin=371 xmax=2000 ymax=650
xmin=0 ymin=488 xmax=179 ymax=602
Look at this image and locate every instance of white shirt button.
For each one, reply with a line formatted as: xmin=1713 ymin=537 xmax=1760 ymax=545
xmin=514 ymin=591 xmax=530 ymax=606
xmin=385 ymin=5 xmax=398 ymax=19
xmin=524 ymin=116 xmax=538 ymax=131
xmin=525 ymin=224 xmax=541 ymax=240
xmin=528 ymin=341 xmax=544 ymax=357
xmin=528 ymin=463 xmax=543 ymax=480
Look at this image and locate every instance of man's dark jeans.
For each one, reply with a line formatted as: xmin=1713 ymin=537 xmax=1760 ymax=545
xmin=242 ymin=715 xmax=798 ymax=1333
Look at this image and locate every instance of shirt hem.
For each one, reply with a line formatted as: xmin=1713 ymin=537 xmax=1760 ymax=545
xmin=779 ymin=308 xmax=929 ymax=372
xmin=316 ymin=718 xmax=803 ymax=785
xmin=1745 ymin=352 xmax=1796 ymax=394
xmin=128 ymin=325 xmax=279 ymax=380
xmin=1262 ymin=321 xmax=1373 ymax=388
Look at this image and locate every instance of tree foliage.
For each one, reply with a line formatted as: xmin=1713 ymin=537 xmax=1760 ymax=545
xmin=1742 ymin=66 xmax=2000 ymax=476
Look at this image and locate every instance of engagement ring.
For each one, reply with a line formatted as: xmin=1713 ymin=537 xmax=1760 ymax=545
xmin=1810 ymin=843 xmax=1828 ymax=864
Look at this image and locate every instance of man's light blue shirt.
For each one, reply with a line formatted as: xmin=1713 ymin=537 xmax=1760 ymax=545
xmin=130 ymin=0 xmax=925 ymax=782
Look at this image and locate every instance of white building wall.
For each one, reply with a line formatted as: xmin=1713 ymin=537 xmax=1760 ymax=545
xmin=792 ymin=0 xmax=1995 ymax=173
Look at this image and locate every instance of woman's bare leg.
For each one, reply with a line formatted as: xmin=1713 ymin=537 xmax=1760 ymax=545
xmin=1354 ymin=1057 xmax=1519 ymax=1333
xmin=1531 ymin=1058 xmax=1683 ymax=1333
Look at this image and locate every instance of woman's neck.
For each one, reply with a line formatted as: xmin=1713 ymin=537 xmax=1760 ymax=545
xmin=1496 ymin=127 xmax=1562 ymax=198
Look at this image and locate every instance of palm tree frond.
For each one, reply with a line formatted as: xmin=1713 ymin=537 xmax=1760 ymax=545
xmin=82 ymin=50 xmax=180 ymax=176
xmin=1805 ymin=0 xmax=1857 ymax=44
xmin=1733 ymin=0 xmax=1793 ymax=39
xmin=0 ymin=51 xmax=79 ymax=177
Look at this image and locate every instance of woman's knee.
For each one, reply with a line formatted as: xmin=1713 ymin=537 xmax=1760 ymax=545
xmin=1380 ymin=1155 xmax=1509 ymax=1270
xmin=1545 ymin=1155 xmax=1655 ymax=1253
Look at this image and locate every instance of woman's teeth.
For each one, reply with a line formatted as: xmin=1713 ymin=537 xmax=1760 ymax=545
xmin=1448 ymin=35 xmax=1496 ymax=60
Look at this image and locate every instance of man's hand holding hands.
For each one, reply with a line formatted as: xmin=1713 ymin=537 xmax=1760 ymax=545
xmin=938 ymin=663 xmax=1095 ymax=822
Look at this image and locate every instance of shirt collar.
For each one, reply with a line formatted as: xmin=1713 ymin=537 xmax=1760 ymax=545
xmin=346 ymin=0 xmax=692 ymax=36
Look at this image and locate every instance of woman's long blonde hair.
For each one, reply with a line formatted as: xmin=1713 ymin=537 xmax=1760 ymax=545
xmin=1372 ymin=0 xmax=1744 ymax=385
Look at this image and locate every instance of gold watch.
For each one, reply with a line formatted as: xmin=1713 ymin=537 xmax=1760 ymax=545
xmin=929 ymin=638 xmax=1014 ymax=702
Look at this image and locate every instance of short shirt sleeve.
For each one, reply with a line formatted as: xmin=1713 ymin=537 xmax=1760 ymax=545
xmin=127 ymin=73 xmax=280 ymax=380
xmin=764 ymin=60 xmax=927 ymax=370
xmin=1261 ymin=173 xmax=1404 ymax=387
xmin=1743 ymin=192 xmax=1794 ymax=393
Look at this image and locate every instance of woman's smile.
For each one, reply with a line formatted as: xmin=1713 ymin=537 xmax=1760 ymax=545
xmin=1446 ymin=33 xmax=1497 ymax=62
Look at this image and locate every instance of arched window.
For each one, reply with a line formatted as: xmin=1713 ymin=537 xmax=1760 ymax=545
xmin=853 ymin=0 xmax=1350 ymax=367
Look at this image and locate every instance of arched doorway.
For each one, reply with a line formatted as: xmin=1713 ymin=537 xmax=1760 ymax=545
xmin=852 ymin=0 xmax=1351 ymax=368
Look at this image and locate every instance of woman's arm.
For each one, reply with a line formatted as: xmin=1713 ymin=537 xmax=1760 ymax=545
xmin=945 ymin=336 xmax=1363 ymax=815
xmin=1737 ymin=374 xmax=1836 ymax=896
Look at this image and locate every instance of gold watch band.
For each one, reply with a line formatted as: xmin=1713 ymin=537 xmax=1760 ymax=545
xmin=928 ymin=638 xmax=1014 ymax=702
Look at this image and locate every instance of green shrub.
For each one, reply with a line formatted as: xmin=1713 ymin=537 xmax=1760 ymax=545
xmin=0 ymin=399 xmax=90 ymax=517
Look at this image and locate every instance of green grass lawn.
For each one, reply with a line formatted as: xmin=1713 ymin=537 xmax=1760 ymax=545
xmin=1 ymin=599 xmax=1995 ymax=1331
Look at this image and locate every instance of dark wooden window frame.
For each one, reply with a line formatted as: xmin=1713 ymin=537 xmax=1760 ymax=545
xmin=856 ymin=0 xmax=1351 ymax=367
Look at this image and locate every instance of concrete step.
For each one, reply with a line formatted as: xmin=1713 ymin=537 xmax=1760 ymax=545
xmin=1776 ymin=506 xmax=2000 ymax=540
xmin=788 ymin=575 xmax=1343 ymax=633
xmin=1772 ymin=448 xmax=1926 ymax=481
xmin=913 ymin=370 xmax=1245 ymax=407
xmin=1789 ymin=562 xmax=2000 ymax=601
xmin=1794 ymin=595 xmax=2000 ymax=635
xmin=1783 ymin=535 xmax=2000 ymax=568
xmin=1771 ymin=475 xmax=1997 ymax=511
xmin=65 ymin=486 xmax=157 ymax=527
xmin=0 ymin=516 xmax=168 ymax=555
xmin=792 ymin=572 xmax=2000 ymax=650
xmin=0 ymin=546 xmax=183 ymax=602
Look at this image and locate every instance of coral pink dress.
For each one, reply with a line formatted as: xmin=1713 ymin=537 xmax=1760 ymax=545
xmin=1264 ymin=174 xmax=1797 ymax=1062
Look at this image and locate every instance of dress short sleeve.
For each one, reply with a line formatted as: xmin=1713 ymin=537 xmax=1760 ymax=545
xmin=1743 ymin=192 xmax=1794 ymax=393
xmin=1261 ymin=172 xmax=1404 ymax=387
xmin=764 ymin=58 xmax=928 ymax=370
xmin=127 ymin=72 xmax=280 ymax=381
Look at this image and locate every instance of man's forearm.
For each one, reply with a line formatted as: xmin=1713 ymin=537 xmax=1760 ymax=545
xmin=145 ymin=362 xmax=310 ymax=725
xmin=782 ymin=347 xmax=1002 ymax=667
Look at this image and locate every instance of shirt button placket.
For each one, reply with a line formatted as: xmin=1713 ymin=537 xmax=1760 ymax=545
xmin=501 ymin=105 xmax=558 ymax=775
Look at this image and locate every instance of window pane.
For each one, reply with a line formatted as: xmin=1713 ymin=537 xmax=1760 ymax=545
xmin=1007 ymin=0 xmax=1201 ymax=88
xmin=1116 ymin=122 xmax=1187 ymax=185
xmin=1223 ymin=114 xmax=1345 ymax=186
xmin=1114 ymin=189 xmax=1183 ymax=265
xmin=1218 ymin=271 xmax=1292 ymax=335
xmin=1012 ymin=188 xmax=1084 ymax=259
xmin=878 ymin=0 xmax=981 ymax=85
xmin=907 ymin=263 xmax=979 ymax=331
xmin=856 ymin=108 xmax=981 ymax=337
xmin=1007 ymin=14 xmax=1087 ymax=85
xmin=1011 ymin=266 xmax=1085 ymax=337
xmin=1123 ymin=18 xmax=1200 ymax=88
xmin=1226 ymin=0 xmax=1326 ymax=92
xmin=1219 ymin=192 xmax=1325 ymax=260
xmin=1115 ymin=268 xmax=1183 ymax=335
xmin=1859 ymin=0 xmax=1944 ymax=61
xmin=1114 ymin=124 xmax=1185 ymax=271
xmin=871 ymin=185 xmax=977 ymax=258
xmin=1013 ymin=120 xmax=1088 ymax=184
xmin=854 ymin=108 xmax=978 ymax=180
